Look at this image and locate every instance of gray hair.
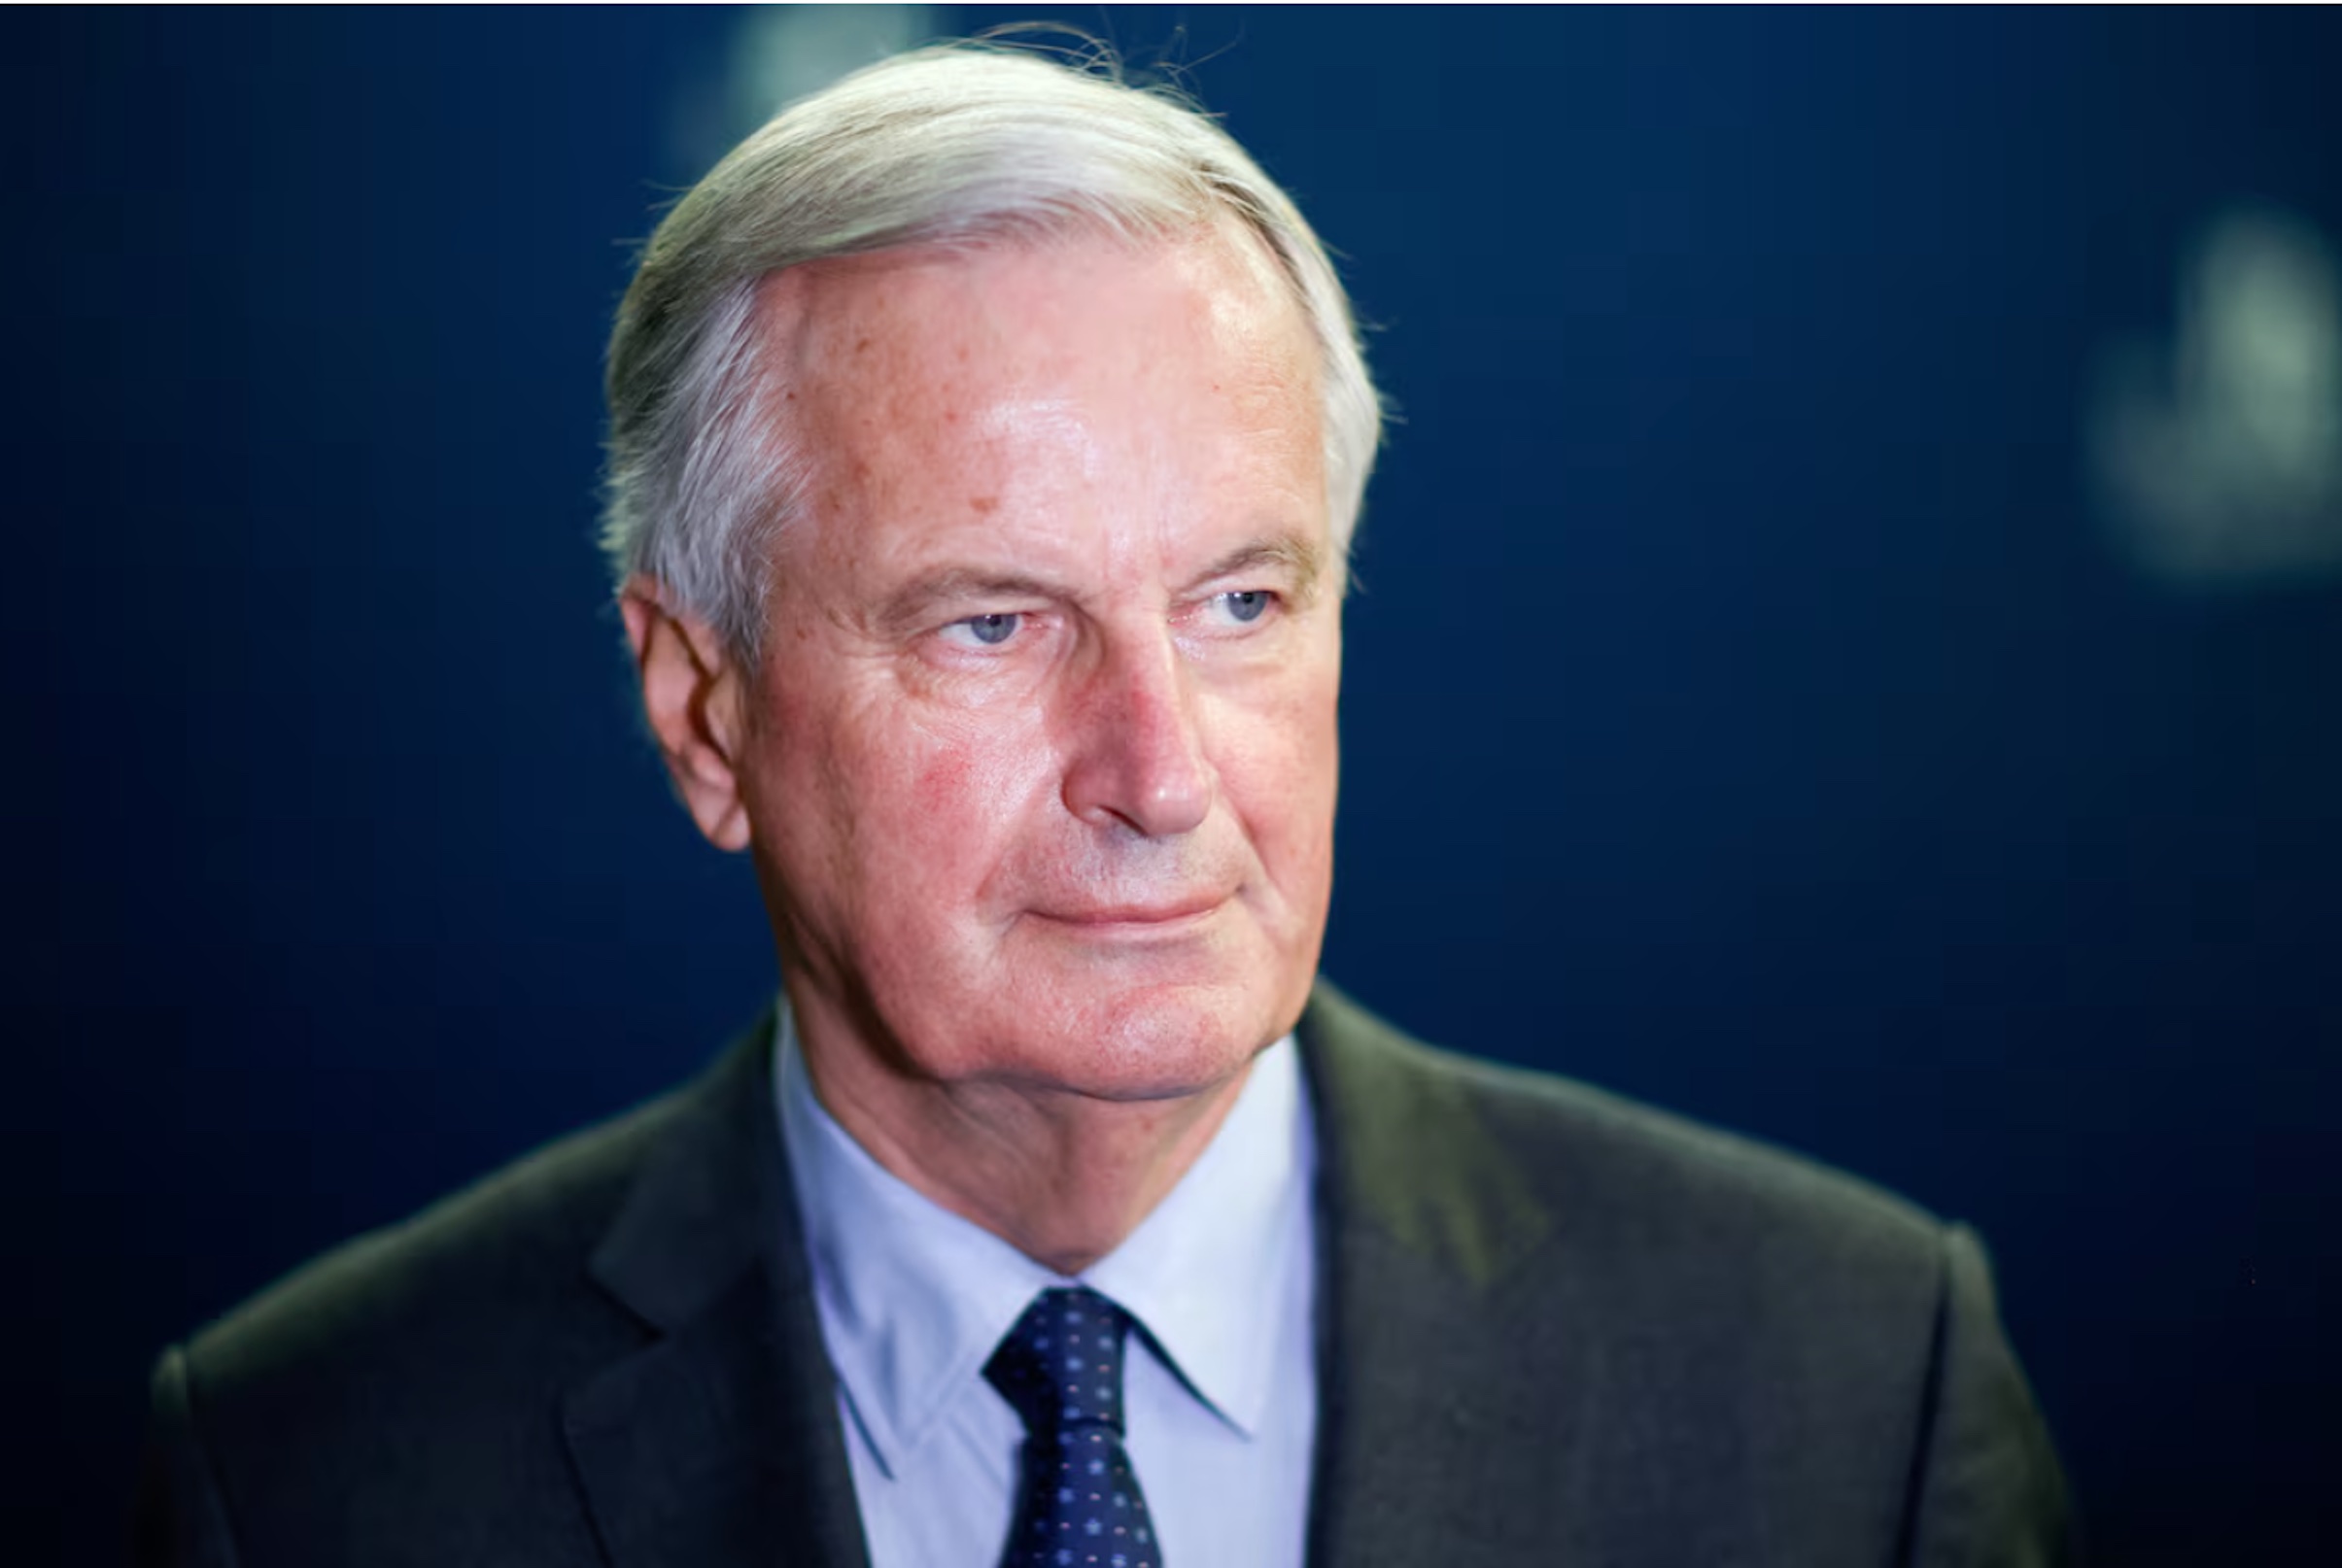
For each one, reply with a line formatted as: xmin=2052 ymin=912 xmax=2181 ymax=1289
xmin=599 ymin=43 xmax=1383 ymax=660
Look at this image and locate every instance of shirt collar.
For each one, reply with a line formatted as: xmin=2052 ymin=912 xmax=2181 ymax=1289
xmin=774 ymin=996 xmax=1314 ymax=1475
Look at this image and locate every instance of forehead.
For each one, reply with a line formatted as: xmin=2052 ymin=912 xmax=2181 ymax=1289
xmin=761 ymin=222 xmax=1311 ymax=380
xmin=750 ymin=229 xmax=1324 ymax=523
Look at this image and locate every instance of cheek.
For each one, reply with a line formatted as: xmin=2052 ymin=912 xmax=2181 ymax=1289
xmin=912 ymin=739 xmax=988 ymax=822
xmin=894 ymin=704 xmax=1066 ymax=877
xmin=1226 ymin=664 xmax=1343 ymax=875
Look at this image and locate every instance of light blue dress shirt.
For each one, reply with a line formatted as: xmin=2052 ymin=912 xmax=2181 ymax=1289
xmin=774 ymin=1001 xmax=1319 ymax=1568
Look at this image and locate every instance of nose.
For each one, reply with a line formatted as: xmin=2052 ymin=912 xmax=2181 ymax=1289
xmin=1059 ymin=631 xmax=1214 ymax=838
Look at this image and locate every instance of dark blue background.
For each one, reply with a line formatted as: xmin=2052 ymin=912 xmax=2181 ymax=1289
xmin=17 ymin=8 xmax=2339 ymax=1562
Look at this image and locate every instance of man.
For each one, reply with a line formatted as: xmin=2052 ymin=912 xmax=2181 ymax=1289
xmin=138 ymin=45 xmax=2070 ymax=1568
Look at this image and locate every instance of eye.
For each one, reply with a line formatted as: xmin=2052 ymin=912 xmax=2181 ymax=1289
xmin=1212 ymin=590 xmax=1274 ymax=626
xmin=942 ymin=612 xmax=1022 ymax=648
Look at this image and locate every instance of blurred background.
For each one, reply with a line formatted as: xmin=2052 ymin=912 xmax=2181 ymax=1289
xmin=15 ymin=7 xmax=2339 ymax=1562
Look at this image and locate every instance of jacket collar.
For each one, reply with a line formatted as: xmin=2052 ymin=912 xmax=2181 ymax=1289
xmin=1298 ymin=979 xmax=1567 ymax=1568
xmin=563 ymin=1011 xmax=871 ymax=1568
xmin=556 ymin=982 xmax=1567 ymax=1568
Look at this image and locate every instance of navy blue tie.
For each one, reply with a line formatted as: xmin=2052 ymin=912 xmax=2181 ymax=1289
xmin=985 ymin=1286 xmax=1162 ymax=1568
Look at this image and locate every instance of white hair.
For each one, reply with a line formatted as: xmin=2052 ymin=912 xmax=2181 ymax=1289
xmin=599 ymin=43 xmax=1384 ymax=659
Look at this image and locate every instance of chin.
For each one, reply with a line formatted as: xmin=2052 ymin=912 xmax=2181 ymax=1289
xmin=1009 ymin=903 xmax=1315 ymax=1066
xmin=878 ymin=972 xmax=1284 ymax=1104
xmin=872 ymin=908 xmax=1321 ymax=1101
xmin=1004 ymin=973 xmax=1293 ymax=1104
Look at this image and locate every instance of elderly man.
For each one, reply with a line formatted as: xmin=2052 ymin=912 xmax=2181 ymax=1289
xmin=138 ymin=45 xmax=2069 ymax=1568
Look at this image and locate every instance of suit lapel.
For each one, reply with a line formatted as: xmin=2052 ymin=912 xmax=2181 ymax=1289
xmin=556 ymin=985 xmax=1591 ymax=1568
xmin=562 ymin=1016 xmax=871 ymax=1568
xmin=1299 ymin=983 xmax=1593 ymax=1568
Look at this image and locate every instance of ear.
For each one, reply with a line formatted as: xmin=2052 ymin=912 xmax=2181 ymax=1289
xmin=620 ymin=575 xmax=754 ymax=852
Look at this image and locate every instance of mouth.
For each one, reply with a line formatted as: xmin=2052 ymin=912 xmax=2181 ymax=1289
xmin=1030 ymin=896 xmax=1229 ymax=936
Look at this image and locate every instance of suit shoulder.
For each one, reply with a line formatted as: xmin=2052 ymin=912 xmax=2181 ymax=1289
xmin=181 ymin=1083 xmax=686 ymax=1404
xmin=1457 ymin=1037 xmax=1935 ymax=1240
xmin=1306 ymin=981 xmax=1951 ymax=1296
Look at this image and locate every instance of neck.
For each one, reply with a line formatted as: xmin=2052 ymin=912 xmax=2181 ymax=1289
xmin=791 ymin=1007 xmax=1256 ymax=1277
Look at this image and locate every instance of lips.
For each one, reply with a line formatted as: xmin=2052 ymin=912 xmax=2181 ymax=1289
xmin=1033 ymin=895 xmax=1228 ymax=927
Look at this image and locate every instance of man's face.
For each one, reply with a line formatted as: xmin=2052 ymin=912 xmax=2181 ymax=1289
xmin=732 ymin=230 xmax=1340 ymax=1104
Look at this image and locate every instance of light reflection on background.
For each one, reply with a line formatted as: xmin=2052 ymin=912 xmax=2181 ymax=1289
xmin=672 ymin=4 xmax=944 ymax=177
xmin=2093 ymin=207 xmax=2342 ymax=588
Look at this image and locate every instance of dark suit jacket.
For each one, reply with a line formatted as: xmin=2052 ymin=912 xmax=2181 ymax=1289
xmin=138 ymin=981 xmax=2070 ymax=1566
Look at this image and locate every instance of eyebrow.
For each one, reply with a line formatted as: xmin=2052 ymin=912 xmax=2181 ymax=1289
xmin=872 ymin=567 xmax=1068 ymax=636
xmin=1189 ymin=534 xmax=1328 ymax=606
xmin=870 ymin=529 xmax=1330 ymax=634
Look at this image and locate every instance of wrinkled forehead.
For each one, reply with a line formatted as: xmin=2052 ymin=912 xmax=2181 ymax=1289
xmin=748 ymin=222 xmax=1321 ymax=429
xmin=735 ymin=224 xmax=1332 ymax=600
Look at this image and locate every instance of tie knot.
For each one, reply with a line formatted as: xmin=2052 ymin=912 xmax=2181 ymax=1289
xmin=985 ymin=1286 xmax=1133 ymax=1437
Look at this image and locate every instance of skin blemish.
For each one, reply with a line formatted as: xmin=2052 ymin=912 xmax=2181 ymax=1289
xmin=971 ymin=495 xmax=1000 ymax=515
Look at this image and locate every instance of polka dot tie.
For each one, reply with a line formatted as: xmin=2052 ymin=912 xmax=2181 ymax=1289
xmin=984 ymin=1286 xmax=1162 ymax=1568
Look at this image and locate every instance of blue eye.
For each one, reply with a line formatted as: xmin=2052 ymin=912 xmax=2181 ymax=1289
xmin=959 ymin=612 xmax=1020 ymax=646
xmin=1220 ymin=591 xmax=1270 ymax=624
